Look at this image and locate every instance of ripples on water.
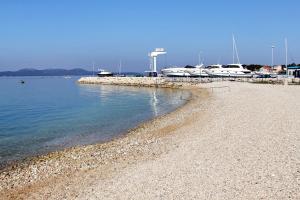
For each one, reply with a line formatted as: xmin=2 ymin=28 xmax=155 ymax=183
xmin=0 ymin=76 xmax=190 ymax=166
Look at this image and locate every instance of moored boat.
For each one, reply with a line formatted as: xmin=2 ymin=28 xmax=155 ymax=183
xmin=204 ymin=64 xmax=252 ymax=77
xmin=161 ymin=64 xmax=208 ymax=77
xmin=97 ymin=69 xmax=113 ymax=77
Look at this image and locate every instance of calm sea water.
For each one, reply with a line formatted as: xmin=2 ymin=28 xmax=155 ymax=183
xmin=0 ymin=76 xmax=190 ymax=166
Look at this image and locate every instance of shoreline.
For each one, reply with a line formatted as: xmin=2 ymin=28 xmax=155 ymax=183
xmin=2 ymin=80 xmax=299 ymax=199
xmin=0 ymin=85 xmax=191 ymax=171
xmin=0 ymin=84 xmax=209 ymax=198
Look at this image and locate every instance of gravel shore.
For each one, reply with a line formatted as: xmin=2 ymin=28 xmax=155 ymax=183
xmin=1 ymin=82 xmax=300 ymax=199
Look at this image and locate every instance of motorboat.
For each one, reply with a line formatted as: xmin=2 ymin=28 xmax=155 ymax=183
xmin=204 ymin=64 xmax=253 ymax=77
xmin=204 ymin=64 xmax=229 ymax=77
xmin=161 ymin=64 xmax=208 ymax=77
xmin=225 ymin=64 xmax=253 ymax=77
xmin=97 ymin=69 xmax=113 ymax=77
xmin=190 ymin=64 xmax=209 ymax=77
xmin=161 ymin=66 xmax=191 ymax=77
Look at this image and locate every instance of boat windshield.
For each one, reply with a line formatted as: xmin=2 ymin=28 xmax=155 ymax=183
xmin=207 ymin=66 xmax=220 ymax=69
xmin=224 ymin=65 xmax=241 ymax=68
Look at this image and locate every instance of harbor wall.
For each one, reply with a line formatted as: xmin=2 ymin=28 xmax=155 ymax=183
xmin=78 ymin=76 xmax=300 ymax=87
xmin=77 ymin=77 xmax=183 ymax=88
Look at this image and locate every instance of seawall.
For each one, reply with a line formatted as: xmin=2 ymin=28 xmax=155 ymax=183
xmin=78 ymin=77 xmax=183 ymax=88
xmin=78 ymin=76 xmax=300 ymax=86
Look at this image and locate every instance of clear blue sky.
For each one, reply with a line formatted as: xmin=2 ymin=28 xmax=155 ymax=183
xmin=0 ymin=0 xmax=299 ymax=72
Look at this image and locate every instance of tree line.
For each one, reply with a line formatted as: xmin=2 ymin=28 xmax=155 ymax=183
xmin=244 ymin=63 xmax=300 ymax=71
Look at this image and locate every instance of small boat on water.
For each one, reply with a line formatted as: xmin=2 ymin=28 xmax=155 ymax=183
xmin=97 ymin=69 xmax=113 ymax=77
xmin=20 ymin=80 xmax=25 ymax=84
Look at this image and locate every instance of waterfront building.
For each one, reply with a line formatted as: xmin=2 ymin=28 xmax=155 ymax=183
xmin=287 ymin=66 xmax=300 ymax=77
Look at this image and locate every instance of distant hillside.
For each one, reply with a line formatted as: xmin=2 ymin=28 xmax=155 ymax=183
xmin=0 ymin=68 xmax=94 ymax=76
xmin=0 ymin=68 xmax=144 ymax=77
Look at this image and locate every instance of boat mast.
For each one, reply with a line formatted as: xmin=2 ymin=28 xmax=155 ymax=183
xmin=119 ymin=60 xmax=122 ymax=75
xmin=232 ymin=35 xmax=240 ymax=64
xmin=198 ymin=52 xmax=202 ymax=65
xmin=232 ymin=34 xmax=235 ymax=64
xmin=198 ymin=51 xmax=202 ymax=76
xmin=92 ymin=61 xmax=95 ymax=76
xmin=285 ymin=38 xmax=288 ymax=76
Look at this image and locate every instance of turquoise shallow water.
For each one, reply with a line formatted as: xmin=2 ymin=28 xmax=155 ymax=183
xmin=0 ymin=76 xmax=190 ymax=166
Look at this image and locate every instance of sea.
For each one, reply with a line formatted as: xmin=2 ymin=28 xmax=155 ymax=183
xmin=0 ymin=76 xmax=190 ymax=167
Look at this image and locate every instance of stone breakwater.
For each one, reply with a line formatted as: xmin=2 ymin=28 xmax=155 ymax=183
xmin=78 ymin=76 xmax=300 ymax=87
xmin=78 ymin=77 xmax=183 ymax=88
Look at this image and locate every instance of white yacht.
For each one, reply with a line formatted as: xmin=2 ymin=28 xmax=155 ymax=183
xmin=204 ymin=64 xmax=229 ymax=77
xmin=97 ymin=69 xmax=113 ymax=77
xmin=189 ymin=64 xmax=209 ymax=77
xmin=204 ymin=64 xmax=252 ymax=77
xmin=161 ymin=64 xmax=208 ymax=77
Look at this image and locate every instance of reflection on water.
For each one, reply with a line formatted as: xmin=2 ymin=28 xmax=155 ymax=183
xmin=0 ymin=77 xmax=191 ymax=166
xmin=151 ymin=90 xmax=159 ymax=116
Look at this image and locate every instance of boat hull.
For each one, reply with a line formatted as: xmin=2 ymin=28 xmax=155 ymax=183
xmin=204 ymin=68 xmax=253 ymax=78
xmin=161 ymin=68 xmax=209 ymax=78
xmin=97 ymin=73 xmax=113 ymax=77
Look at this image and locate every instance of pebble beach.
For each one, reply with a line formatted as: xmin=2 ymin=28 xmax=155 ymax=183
xmin=1 ymin=80 xmax=300 ymax=199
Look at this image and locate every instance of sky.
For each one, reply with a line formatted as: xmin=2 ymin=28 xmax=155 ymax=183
xmin=0 ymin=0 xmax=299 ymax=72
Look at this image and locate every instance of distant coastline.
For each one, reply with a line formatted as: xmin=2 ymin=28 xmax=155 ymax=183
xmin=0 ymin=68 xmax=142 ymax=77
